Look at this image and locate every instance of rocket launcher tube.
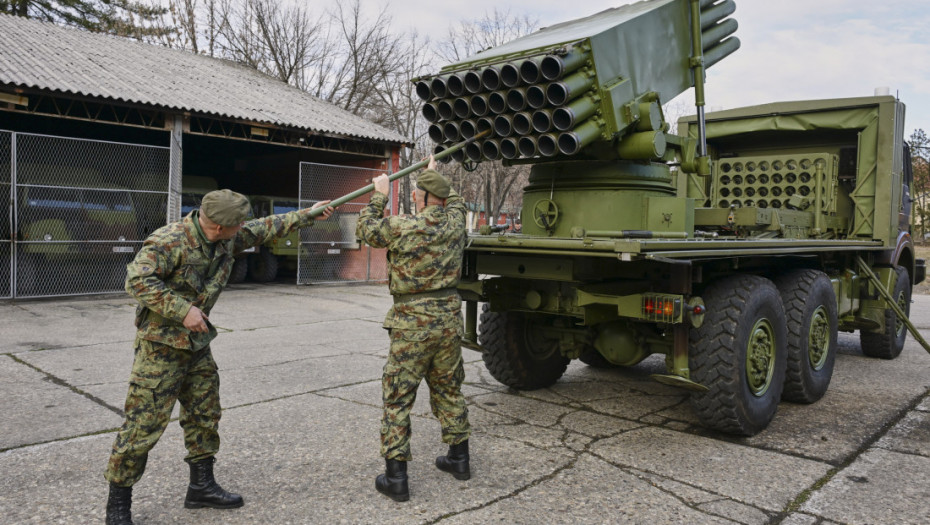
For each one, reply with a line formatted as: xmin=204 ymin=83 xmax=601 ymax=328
xmin=437 ymin=99 xmax=455 ymax=121
xmin=702 ymin=18 xmax=738 ymax=50
xmin=481 ymin=66 xmax=503 ymax=91
xmin=415 ymin=80 xmax=432 ymax=101
xmin=447 ymin=74 xmax=466 ymax=97
xmin=546 ymin=70 xmax=595 ymax=106
xmin=700 ymin=0 xmax=736 ymax=29
xmin=488 ymin=91 xmax=508 ymax=114
xmin=494 ymin=114 xmax=515 ymax=137
xmin=553 ymin=94 xmax=598 ymax=131
xmin=305 ymin=129 xmax=491 ymax=218
xmin=537 ymin=133 xmax=558 ymax=157
xmin=465 ymin=141 xmax=483 ymax=161
xmin=453 ymin=97 xmax=472 ymax=119
xmin=520 ymin=57 xmax=543 ymax=84
xmin=428 ymin=123 xmax=445 ymax=143
xmin=558 ymin=118 xmax=603 ymax=155
xmin=518 ymin=136 xmax=539 ymax=157
xmin=532 ymin=109 xmax=554 ymax=133
xmin=507 ymin=88 xmax=529 ymax=112
xmin=703 ymin=37 xmax=741 ymax=69
xmin=500 ymin=62 xmax=522 ymax=88
xmin=459 ymin=119 xmax=477 ymax=139
xmin=430 ymin=75 xmax=451 ymax=98
xmin=482 ymin=139 xmax=502 ymax=160
xmin=526 ymin=85 xmax=547 ymax=109
xmin=476 ymin=117 xmax=494 ymax=135
xmin=464 ymin=70 xmax=483 ymax=94
xmin=422 ymin=102 xmax=440 ymax=123
xmin=469 ymin=94 xmax=490 ymax=117
xmin=541 ymin=50 xmax=590 ymax=81
xmin=500 ymin=137 xmax=520 ymax=159
xmin=512 ymin=112 xmax=533 ymax=135
xmin=443 ymin=121 xmax=462 ymax=142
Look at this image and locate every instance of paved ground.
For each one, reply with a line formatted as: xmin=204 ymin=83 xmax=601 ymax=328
xmin=1 ymin=282 xmax=929 ymax=524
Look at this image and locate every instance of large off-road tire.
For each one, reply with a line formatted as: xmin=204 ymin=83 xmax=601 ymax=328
xmin=774 ymin=270 xmax=837 ymax=403
xmin=478 ymin=304 xmax=569 ymax=390
xmin=248 ymin=249 xmax=279 ymax=283
xmin=860 ymin=266 xmax=911 ymax=359
xmin=689 ymin=275 xmax=788 ymax=436
xmin=228 ymin=257 xmax=249 ymax=284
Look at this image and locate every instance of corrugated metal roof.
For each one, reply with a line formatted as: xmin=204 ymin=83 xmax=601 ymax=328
xmin=0 ymin=13 xmax=408 ymax=145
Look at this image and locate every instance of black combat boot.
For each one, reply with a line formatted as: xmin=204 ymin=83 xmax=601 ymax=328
xmin=375 ymin=458 xmax=409 ymax=502
xmin=435 ymin=440 xmax=470 ymax=480
xmin=105 ymin=483 xmax=134 ymax=525
xmin=184 ymin=457 xmax=244 ymax=509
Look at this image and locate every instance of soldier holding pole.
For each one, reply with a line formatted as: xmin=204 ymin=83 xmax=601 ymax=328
xmin=356 ymin=156 xmax=472 ymax=502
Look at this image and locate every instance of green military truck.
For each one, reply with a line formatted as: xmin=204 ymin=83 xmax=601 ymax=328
xmin=246 ymin=195 xmax=301 ymax=282
xmin=414 ymin=0 xmax=926 ymax=435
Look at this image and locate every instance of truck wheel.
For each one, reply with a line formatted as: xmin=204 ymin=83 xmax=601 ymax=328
xmin=860 ymin=266 xmax=911 ymax=359
xmin=478 ymin=305 xmax=569 ymax=390
xmin=774 ymin=270 xmax=837 ymax=403
xmin=689 ymin=275 xmax=787 ymax=436
xmin=229 ymin=257 xmax=248 ymax=284
xmin=248 ymin=250 xmax=279 ymax=282
xmin=579 ymin=348 xmax=620 ymax=369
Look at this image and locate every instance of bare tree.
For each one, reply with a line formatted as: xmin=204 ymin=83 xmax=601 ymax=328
xmin=910 ymin=129 xmax=930 ymax=238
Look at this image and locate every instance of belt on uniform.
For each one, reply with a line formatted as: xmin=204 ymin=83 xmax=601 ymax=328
xmin=393 ymin=288 xmax=459 ymax=304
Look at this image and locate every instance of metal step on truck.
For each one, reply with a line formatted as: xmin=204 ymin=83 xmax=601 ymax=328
xmin=412 ymin=0 xmax=927 ymax=435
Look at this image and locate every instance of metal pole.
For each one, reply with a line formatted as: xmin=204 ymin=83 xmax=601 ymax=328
xmin=306 ymin=130 xmax=491 ymax=218
xmin=10 ymin=132 xmax=16 ymax=298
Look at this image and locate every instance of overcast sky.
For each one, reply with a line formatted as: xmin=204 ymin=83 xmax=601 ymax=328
xmin=379 ymin=0 xmax=929 ymax=139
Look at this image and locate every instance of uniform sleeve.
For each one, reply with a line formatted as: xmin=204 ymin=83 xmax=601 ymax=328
xmin=356 ymin=192 xmax=398 ymax=249
xmin=444 ymin=189 xmax=467 ymax=232
xmin=232 ymin=210 xmax=313 ymax=254
xmin=125 ymin=241 xmax=192 ymax=322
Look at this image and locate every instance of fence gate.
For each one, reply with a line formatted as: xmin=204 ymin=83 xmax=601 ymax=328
xmin=298 ymin=162 xmax=391 ymax=284
xmin=9 ymin=131 xmax=170 ymax=298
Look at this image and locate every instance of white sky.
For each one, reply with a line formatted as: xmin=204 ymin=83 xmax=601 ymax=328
xmin=376 ymin=0 xmax=930 ymax=139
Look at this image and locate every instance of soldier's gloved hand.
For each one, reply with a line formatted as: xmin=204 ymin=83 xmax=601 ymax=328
xmin=311 ymin=200 xmax=335 ymax=220
xmin=183 ymin=306 xmax=210 ymax=333
xmin=372 ymin=174 xmax=390 ymax=196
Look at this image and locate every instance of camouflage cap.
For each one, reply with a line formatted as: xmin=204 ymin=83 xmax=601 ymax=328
xmin=416 ymin=169 xmax=451 ymax=199
xmin=200 ymin=189 xmax=250 ymax=226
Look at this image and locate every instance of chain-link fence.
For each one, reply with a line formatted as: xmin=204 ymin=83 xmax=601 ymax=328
xmin=298 ymin=162 xmax=391 ymax=284
xmin=1 ymin=131 xmax=11 ymax=299
xmin=10 ymin=131 xmax=169 ymax=298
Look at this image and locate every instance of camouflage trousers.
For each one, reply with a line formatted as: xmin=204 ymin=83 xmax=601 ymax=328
xmin=381 ymin=327 xmax=471 ymax=461
xmin=104 ymin=339 xmax=222 ymax=486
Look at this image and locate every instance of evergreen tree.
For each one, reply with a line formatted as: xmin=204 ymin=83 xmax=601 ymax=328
xmin=0 ymin=0 xmax=168 ymax=39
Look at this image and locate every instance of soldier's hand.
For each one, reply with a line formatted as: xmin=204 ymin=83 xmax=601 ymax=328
xmin=427 ymin=154 xmax=437 ymax=171
xmin=372 ymin=174 xmax=390 ymax=196
xmin=311 ymin=200 xmax=335 ymax=220
xmin=183 ymin=306 xmax=210 ymax=333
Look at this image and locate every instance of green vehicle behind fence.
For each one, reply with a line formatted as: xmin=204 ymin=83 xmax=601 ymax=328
xmin=413 ymin=0 xmax=927 ymax=435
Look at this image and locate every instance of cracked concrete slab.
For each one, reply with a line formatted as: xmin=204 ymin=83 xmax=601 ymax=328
xmin=588 ymin=426 xmax=831 ymax=511
xmin=0 ymin=355 xmax=122 ymax=450
xmin=2 ymin=286 xmax=930 ymax=525
xmin=801 ymin=448 xmax=930 ymax=525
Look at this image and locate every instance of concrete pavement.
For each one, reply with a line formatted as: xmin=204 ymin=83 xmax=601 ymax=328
xmin=1 ymin=282 xmax=929 ymax=524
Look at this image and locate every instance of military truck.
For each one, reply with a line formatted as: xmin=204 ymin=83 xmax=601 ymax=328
xmin=246 ymin=195 xmax=301 ymax=282
xmin=413 ymin=0 xmax=926 ymax=435
xmin=15 ymin=168 xmax=140 ymax=296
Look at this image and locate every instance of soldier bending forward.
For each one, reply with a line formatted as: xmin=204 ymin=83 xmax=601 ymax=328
xmin=356 ymin=156 xmax=472 ymax=502
xmin=103 ymin=189 xmax=333 ymax=525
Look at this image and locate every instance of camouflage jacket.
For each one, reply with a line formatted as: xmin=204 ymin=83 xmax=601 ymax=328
xmin=127 ymin=210 xmax=315 ymax=350
xmin=356 ymin=190 xmax=466 ymax=330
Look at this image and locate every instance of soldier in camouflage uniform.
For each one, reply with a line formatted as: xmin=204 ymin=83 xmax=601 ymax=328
xmin=103 ymin=189 xmax=333 ymax=525
xmin=356 ymin=156 xmax=472 ymax=502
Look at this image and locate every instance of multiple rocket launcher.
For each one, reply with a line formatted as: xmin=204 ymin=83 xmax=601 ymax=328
xmin=415 ymin=0 xmax=740 ymax=165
